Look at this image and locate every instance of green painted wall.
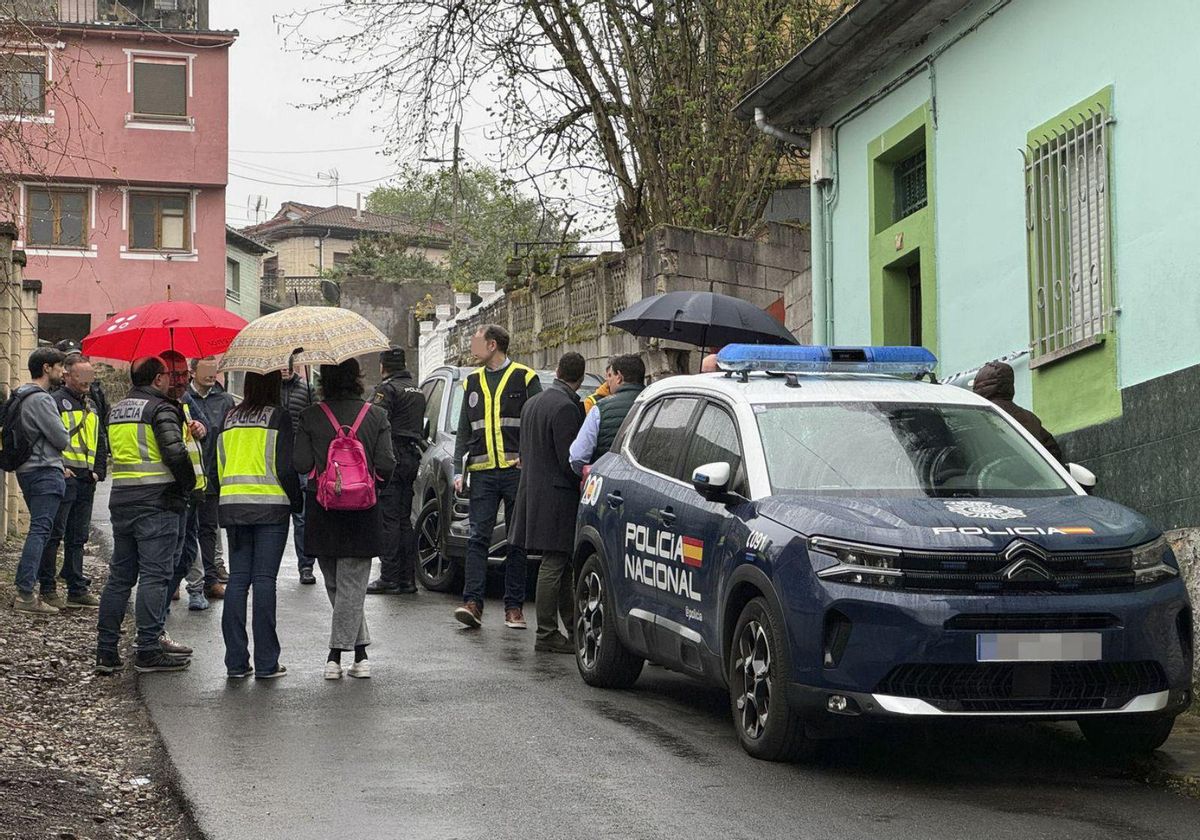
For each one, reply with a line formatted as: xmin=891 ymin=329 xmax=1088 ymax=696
xmin=867 ymin=104 xmax=936 ymax=357
xmin=814 ymin=0 xmax=1200 ymax=437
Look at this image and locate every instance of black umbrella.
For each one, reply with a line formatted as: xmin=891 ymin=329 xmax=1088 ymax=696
xmin=609 ymin=291 xmax=798 ymax=347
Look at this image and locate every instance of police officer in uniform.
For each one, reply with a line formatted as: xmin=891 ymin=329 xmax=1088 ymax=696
xmin=38 ymin=351 xmax=106 ymax=608
xmin=95 ymin=356 xmax=197 ymax=675
xmin=367 ymin=347 xmax=426 ymax=595
xmin=451 ymin=324 xmax=541 ymax=630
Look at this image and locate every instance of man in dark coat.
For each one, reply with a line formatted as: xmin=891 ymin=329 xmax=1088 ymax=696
xmin=510 ymin=352 xmax=587 ymax=653
xmin=973 ymin=360 xmax=1063 ymax=462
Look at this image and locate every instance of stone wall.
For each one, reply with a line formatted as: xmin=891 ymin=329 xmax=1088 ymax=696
xmin=0 ymin=223 xmax=42 ymax=539
xmin=337 ymin=277 xmax=455 ymax=389
xmin=420 ymin=222 xmax=811 ymax=380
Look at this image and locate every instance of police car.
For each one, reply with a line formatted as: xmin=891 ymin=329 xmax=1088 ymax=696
xmin=572 ymin=345 xmax=1193 ymax=761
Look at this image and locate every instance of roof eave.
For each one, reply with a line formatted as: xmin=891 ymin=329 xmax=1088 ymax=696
xmin=734 ymin=0 xmax=975 ymax=128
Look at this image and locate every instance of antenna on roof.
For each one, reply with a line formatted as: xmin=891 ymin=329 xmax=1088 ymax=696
xmin=318 ymin=168 xmax=340 ymax=205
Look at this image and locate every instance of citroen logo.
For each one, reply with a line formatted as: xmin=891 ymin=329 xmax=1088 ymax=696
xmin=1002 ymin=557 xmax=1053 ymax=582
xmin=1000 ymin=539 xmax=1053 ymax=582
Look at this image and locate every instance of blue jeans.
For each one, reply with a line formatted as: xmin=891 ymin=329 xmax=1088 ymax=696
xmin=293 ymin=472 xmax=314 ymax=571
xmin=221 ymin=522 xmax=288 ymax=673
xmin=14 ymin=468 xmax=65 ymax=595
xmin=462 ymin=468 xmax=526 ymax=610
xmin=170 ymin=503 xmax=196 ymax=598
xmin=38 ymin=477 xmax=95 ymax=596
xmin=97 ymin=506 xmax=181 ymax=654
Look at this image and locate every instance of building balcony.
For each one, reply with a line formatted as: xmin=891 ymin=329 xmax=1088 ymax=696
xmin=261 ymin=274 xmax=341 ymax=309
xmin=24 ymin=1 xmax=210 ymax=30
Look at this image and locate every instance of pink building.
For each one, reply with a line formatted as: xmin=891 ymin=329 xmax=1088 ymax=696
xmin=0 ymin=1 xmax=235 ymax=343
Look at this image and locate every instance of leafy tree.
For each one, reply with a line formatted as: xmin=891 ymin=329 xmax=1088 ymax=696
xmin=283 ymin=1 xmax=848 ymax=246
xmin=328 ymin=164 xmax=574 ymax=291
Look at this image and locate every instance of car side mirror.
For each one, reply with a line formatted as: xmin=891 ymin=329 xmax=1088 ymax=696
xmin=692 ymin=461 xmax=732 ymax=502
xmin=1068 ymin=462 xmax=1097 ymax=490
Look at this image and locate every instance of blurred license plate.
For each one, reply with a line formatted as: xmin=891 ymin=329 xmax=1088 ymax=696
xmin=976 ymin=632 xmax=1101 ymax=662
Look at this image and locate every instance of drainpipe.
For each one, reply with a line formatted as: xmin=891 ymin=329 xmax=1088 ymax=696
xmin=754 ymin=108 xmax=810 ymax=150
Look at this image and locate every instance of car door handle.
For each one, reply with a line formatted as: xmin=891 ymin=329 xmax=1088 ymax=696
xmin=659 ymin=507 xmax=676 ymax=527
xmin=606 ymin=492 xmax=623 ymax=509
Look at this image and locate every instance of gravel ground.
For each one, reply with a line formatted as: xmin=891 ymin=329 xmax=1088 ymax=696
xmin=0 ymin=538 xmax=202 ymax=840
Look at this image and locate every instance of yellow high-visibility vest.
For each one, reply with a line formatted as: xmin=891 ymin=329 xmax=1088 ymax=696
xmin=182 ymin=403 xmax=207 ymax=492
xmin=217 ymin=407 xmax=288 ymax=509
xmin=59 ymin=395 xmax=99 ymax=473
xmin=461 ymin=362 xmax=536 ymax=472
xmin=109 ymin=396 xmax=173 ymax=490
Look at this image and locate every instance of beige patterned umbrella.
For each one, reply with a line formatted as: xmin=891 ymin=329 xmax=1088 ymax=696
xmin=218 ymin=306 xmax=391 ymax=374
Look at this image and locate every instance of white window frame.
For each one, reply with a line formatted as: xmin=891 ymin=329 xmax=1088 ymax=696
xmin=118 ymin=186 xmax=200 ymax=260
xmin=226 ymin=257 xmax=241 ymax=302
xmin=15 ymin=181 xmax=99 ymax=257
xmin=124 ymin=48 xmax=196 ymax=132
xmin=0 ymin=47 xmax=56 ymax=124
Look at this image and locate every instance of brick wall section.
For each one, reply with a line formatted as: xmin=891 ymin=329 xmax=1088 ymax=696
xmin=420 ymin=223 xmax=811 ymax=380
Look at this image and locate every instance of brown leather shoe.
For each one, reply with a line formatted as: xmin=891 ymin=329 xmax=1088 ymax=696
xmin=171 ymin=586 xmax=180 ymax=601
xmin=504 ymin=608 xmax=527 ymax=629
xmin=159 ymin=633 xmax=193 ymax=656
xmin=453 ymin=602 xmax=482 ymax=628
xmin=205 ymin=582 xmax=226 ymax=600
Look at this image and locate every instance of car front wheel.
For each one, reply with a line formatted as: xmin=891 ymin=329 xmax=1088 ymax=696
xmin=415 ymin=497 xmax=460 ymax=592
xmin=1078 ymin=714 xmax=1176 ymax=756
xmin=728 ymin=596 xmax=811 ymax=762
xmin=575 ymin=554 xmax=643 ymax=688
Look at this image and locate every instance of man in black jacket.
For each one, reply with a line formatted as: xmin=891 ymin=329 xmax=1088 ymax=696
xmin=281 ymin=370 xmax=317 ymax=583
xmin=367 ymin=348 xmax=426 ymax=595
xmin=96 ymin=356 xmax=197 ymax=675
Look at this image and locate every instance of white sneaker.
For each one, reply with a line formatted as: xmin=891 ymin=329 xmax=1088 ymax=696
xmin=324 ymin=661 xmax=343 ymax=680
xmin=347 ymin=660 xmax=371 ymax=679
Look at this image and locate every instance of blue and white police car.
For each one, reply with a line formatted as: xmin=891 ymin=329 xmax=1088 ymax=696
xmin=572 ymin=345 xmax=1193 ymax=761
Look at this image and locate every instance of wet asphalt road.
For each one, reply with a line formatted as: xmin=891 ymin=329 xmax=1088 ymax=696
xmin=87 ymin=495 xmax=1200 ymax=839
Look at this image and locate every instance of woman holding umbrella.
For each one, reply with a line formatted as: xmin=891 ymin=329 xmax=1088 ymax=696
xmin=218 ymin=305 xmax=394 ymax=678
xmin=216 ymin=371 xmax=303 ymax=679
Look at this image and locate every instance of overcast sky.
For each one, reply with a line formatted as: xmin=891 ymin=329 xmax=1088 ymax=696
xmin=213 ymin=0 xmax=498 ymax=228
xmin=211 ymin=1 xmax=614 ymax=239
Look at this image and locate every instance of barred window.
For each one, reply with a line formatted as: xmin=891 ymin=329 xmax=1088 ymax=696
xmin=1024 ymin=103 xmax=1113 ymax=365
xmin=894 ymin=149 xmax=927 ymax=221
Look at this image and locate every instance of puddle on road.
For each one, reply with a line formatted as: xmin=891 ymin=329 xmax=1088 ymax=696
xmin=588 ymin=699 xmax=717 ymax=766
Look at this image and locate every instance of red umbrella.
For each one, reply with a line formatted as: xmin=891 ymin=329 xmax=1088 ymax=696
xmin=82 ymin=300 xmax=248 ymax=361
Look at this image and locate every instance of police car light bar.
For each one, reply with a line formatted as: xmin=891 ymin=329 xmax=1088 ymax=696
xmin=716 ymin=345 xmax=937 ymax=377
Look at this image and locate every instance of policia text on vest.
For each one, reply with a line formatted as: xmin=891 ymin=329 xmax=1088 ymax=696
xmin=108 ymin=388 xmax=196 ymax=511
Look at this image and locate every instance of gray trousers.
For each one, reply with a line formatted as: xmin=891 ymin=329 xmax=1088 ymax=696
xmin=318 ymin=556 xmax=371 ymax=650
xmin=536 ymin=551 xmax=574 ymax=641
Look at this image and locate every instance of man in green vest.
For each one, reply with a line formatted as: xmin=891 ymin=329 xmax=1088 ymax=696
xmin=95 ymin=356 xmax=197 ymax=675
xmin=451 ymin=324 xmax=542 ymax=630
xmin=569 ymin=353 xmax=646 ymax=475
xmin=38 ymin=352 xmax=106 ymax=608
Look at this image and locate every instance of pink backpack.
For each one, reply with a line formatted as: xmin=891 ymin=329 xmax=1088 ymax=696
xmin=314 ymin=402 xmax=377 ymax=511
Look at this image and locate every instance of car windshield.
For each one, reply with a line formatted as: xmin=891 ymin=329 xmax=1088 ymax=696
xmin=446 ymin=372 xmax=600 ymax=431
xmin=754 ymin=401 xmax=1072 ymax=498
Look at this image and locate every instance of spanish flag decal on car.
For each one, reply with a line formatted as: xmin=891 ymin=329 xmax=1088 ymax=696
xmin=681 ymin=537 xmax=704 ymax=568
xmin=1058 ymin=527 xmax=1096 ymax=535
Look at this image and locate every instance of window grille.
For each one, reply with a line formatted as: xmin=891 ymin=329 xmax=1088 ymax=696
xmin=894 ymin=149 xmax=927 ymax=220
xmin=1023 ymin=105 xmax=1113 ymax=363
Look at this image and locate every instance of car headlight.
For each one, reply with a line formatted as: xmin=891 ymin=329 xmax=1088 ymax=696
xmin=809 ymin=536 xmax=904 ymax=588
xmin=1130 ymin=536 xmax=1178 ymax=585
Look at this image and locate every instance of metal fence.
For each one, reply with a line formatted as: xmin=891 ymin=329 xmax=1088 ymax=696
xmin=1023 ymin=104 xmax=1114 ymax=365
